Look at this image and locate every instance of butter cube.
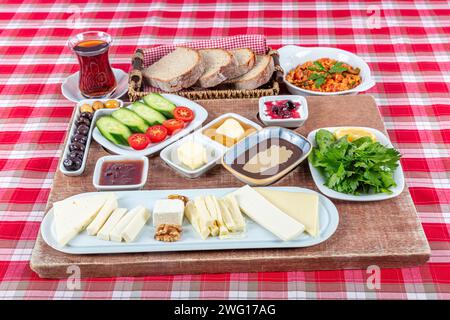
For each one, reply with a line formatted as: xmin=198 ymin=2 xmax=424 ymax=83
xmin=216 ymin=118 xmax=245 ymax=141
xmin=152 ymin=199 xmax=184 ymax=227
xmin=176 ymin=141 xmax=207 ymax=170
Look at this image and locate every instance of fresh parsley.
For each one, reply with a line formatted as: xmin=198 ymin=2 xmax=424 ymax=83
xmin=308 ymin=129 xmax=401 ymax=195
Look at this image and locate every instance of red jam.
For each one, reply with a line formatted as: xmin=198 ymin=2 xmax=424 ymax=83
xmin=264 ymin=100 xmax=301 ymax=119
xmin=99 ymin=160 xmax=144 ymax=186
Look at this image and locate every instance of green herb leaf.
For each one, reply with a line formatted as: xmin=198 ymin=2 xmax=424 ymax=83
xmin=329 ymin=62 xmax=348 ymax=74
xmin=313 ymin=61 xmax=326 ymax=71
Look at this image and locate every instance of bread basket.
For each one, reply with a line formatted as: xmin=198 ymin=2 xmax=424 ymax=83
xmin=128 ymin=36 xmax=282 ymax=101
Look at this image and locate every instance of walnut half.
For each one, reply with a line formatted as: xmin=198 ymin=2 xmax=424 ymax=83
xmin=155 ymin=224 xmax=183 ymax=242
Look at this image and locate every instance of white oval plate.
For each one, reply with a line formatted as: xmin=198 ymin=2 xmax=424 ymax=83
xmin=307 ymin=127 xmax=405 ymax=201
xmin=92 ymin=94 xmax=208 ymax=156
xmin=278 ymin=45 xmax=376 ymax=96
xmin=61 ymin=68 xmax=129 ymax=102
xmin=40 ymin=187 xmax=339 ymax=254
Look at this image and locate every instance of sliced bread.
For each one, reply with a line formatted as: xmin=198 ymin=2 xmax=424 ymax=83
xmin=227 ymin=48 xmax=256 ymax=79
xmin=225 ymin=54 xmax=274 ymax=90
xmin=196 ymin=49 xmax=234 ymax=88
xmin=143 ymin=47 xmax=204 ymax=92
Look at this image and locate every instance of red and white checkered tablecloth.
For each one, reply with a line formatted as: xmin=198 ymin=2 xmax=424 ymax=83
xmin=0 ymin=0 xmax=449 ymax=300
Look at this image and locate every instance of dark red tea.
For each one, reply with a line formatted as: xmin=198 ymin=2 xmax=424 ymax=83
xmin=71 ymin=37 xmax=116 ymax=98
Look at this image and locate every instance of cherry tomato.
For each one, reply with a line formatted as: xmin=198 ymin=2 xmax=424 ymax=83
xmin=146 ymin=125 xmax=168 ymax=143
xmin=173 ymin=106 xmax=194 ymax=122
xmin=163 ymin=119 xmax=184 ymax=135
xmin=128 ymin=133 xmax=150 ymax=150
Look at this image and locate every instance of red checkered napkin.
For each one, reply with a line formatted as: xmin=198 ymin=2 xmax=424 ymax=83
xmin=141 ymin=34 xmax=268 ymax=67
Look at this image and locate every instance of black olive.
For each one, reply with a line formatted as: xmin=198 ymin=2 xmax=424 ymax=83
xmin=68 ymin=150 xmax=84 ymax=161
xmin=69 ymin=142 xmax=85 ymax=152
xmin=286 ymin=100 xmax=296 ymax=111
xmin=76 ymin=117 xmax=91 ymax=127
xmin=72 ymin=134 xmax=87 ymax=144
xmin=76 ymin=124 xmax=89 ymax=136
xmin=72 ymin=158 xmax=82 ymax=170
xmin=63 ymin=158 xmax=75 ymax=171
xmin=80 ymin=112 xmax=93 ymax=120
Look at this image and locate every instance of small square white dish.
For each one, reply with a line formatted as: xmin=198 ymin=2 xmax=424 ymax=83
xmin=259 ymin=95 xmax=308 ymax=128
xmin=200 ymin=112 xmax=262 ymax=149
xmin=92 ymin=155 xmax=148 ymax=191
xmin=307 ymin=127 xmax=405 ymax=201
xmin=160 ymin=134 xmax=223 ymax=179
xmin=59 ymin=98 xmax=124 ymax=177
xmin=222 ymin=127 xmax=312 ymax=186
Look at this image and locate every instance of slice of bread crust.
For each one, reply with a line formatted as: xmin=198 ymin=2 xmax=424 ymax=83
xmin=227 ymin=48 xmax=256 ymax=80
xmin=196 ymin=49 xmax=234 ymax=88
xmin=143 ymin=47 xmax=205 ymax=92
xmin=226 ymin=54 xmax=274 ymax=90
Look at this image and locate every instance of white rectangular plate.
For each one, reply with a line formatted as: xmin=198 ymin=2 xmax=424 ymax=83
xmin=41 ymin=187 xmax=339 ymax=254
xmin=307 ymin=127 xmax=405 ymax=201
xmin=92 ymin=94 xmax=208 ymax=156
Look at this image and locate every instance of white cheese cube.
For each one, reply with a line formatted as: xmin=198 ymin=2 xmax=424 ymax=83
xmin=152 ymin=199 xmax=184 ymax=227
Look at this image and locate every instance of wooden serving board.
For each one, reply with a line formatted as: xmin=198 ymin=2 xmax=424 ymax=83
xmin=30 ymin=95 xmax=430 ymax=279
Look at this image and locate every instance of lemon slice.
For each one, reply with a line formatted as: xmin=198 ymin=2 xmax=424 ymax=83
xmin=334 ymin=128 xmax=376 ymax=142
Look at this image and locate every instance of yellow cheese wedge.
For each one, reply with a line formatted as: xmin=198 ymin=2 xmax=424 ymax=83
xmin=217 ymin=199 xmax=236 ymax=232
xmin=97 ymin=208 xmax=128 ymax=241
xmin=53 ymin=194 xmax=110 ymax=246
xmin=222 ymin=194 xmax=246 ymax=232
xmin=216 ymin=118 xmax=245 ymax=141
xmin=86 ymin=194 xmax=118 ymax=236
xmin=232 ymin=186 xmax=305 ymax=241
xmin=185 ymin=201 xmax=210 ymax=240
xmin=255 ymin=188 xmax=319 ymax=237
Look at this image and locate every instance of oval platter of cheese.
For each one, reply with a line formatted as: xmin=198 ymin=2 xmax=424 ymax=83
xmin=40 ymin=186 xmax=339 ymax=254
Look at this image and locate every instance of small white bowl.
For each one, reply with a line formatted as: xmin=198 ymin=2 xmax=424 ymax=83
xmin=61 ymin=68 xmax=129 ymax=102
xmin=92 ymin=155 xmax=148 ymax=191
xmin=259 ymin=95 xmax=308 ymax=128
xmin=160 ymin=135 xmax=223 ymax=179
xmin=278 ymin=45 xmax=376 ymax=96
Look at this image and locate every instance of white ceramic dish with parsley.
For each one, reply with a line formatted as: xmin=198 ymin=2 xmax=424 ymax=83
xmin=278 ymin=45 xmax=376 ymax=96
xmin=307 ymin=127 xmax=405 ymax=201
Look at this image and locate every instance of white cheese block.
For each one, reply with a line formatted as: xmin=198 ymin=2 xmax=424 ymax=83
xmin=86 ymin=194 xmax=118 ymax=236
xmin=232 ymin=185 xmax=305 ymax=241
xmin=53 ymin=194 xmax=110 ymax=246
xmin=96 ymin=208 xmax=128 ymax=241
xmin=215 ymin=118 xmax=245 ymax=140
xmin=109 ymin=206 xmax=141 ymax=242
xmin=152 ymin=199 xmax=184 ymax=227
xmin=255 ymin=188 xmax=320 ymax=237
xmin=122 ymin=206 xmax=150 ymax=242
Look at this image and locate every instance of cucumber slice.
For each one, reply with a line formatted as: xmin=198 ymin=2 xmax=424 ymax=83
xmin=143 ymin=93 xmax=176 ymax=118
xmin=96 ymin=116 xmax=132 ymax=146
xmin=129 ymin=101 xmax=166 ymax=125
xmin=111 ymin=108 xmax=149 ymax=133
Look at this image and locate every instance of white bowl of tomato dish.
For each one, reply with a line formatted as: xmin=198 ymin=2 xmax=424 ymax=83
xmin=259 ymin=95 xmax=308 ymax=128
xmin=278 ymin=45 xmax=375 ymax=96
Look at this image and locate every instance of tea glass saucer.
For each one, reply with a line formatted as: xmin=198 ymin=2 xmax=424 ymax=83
xmin=61 ymin=68 xmax=129 ymax=102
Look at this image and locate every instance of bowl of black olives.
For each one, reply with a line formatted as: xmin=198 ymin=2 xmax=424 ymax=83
xmin=59 ymin=99 xmax=123 ymax=176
